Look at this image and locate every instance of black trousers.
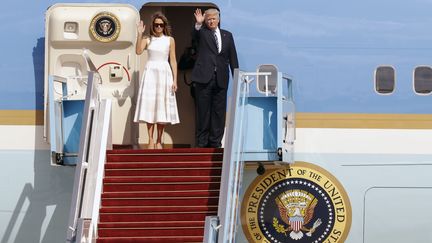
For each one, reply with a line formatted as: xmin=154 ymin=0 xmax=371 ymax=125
xmin=194 ymin=73 xmax=227 ymax=148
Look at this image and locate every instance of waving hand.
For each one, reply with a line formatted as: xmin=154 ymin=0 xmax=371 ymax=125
xmin=194 ymin=8 xmax=205 ymax=25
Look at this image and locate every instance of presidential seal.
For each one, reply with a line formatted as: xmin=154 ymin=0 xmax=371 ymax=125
xmin=241 ymin=162 xmax=351 ymax=243
xmin=89 ymin=12 xmax=120 ymax=42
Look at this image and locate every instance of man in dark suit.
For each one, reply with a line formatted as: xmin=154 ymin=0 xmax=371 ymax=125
xmin=191 ymin=8 xmax=239 ymax=148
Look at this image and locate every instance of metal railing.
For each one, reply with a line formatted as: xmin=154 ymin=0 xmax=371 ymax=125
xmin=216 ymin=70 xmax=270 ymax=243
xmin=66 ymin=51 xmax=112 ymax=243
xmin=204 ymin=66 xmax=295 ymax=242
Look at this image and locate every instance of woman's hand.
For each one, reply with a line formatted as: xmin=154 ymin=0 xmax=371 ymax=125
xmin=172 ymin=83 xmax=178 ymax=93
xmin=137 ymin=20 xmax=146 ymax=35
xmin=194 ymin=9 xmax=205 ymax=25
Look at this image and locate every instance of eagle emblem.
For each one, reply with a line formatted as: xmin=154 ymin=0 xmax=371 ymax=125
xmin=89 ymin=12 xmax=121 ymax=43
xmin=273 ymin=189 xmax=322 ymax=240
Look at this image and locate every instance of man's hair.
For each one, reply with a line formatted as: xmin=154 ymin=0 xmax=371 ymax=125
xmin=205 ymin=8 xmax=220 ymax=19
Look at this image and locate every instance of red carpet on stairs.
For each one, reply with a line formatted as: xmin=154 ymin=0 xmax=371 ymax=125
xmin=97 ymin=147 xmax=223 ymax=243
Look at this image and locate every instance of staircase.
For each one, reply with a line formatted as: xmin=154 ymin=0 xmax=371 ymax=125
xmin=96 ymin=148 xmax=223 ymax=243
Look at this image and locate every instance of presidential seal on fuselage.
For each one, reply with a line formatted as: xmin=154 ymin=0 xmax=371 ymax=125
xmin=241 ymin=162 xmax=351 ymax=243
xmin=89 ymin=11 xmax=120 ymax=42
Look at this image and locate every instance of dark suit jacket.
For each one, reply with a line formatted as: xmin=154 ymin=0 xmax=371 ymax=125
xmin=191 ymin=26 xmax=239 ymax=89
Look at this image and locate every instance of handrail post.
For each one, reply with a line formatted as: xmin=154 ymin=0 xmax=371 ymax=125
xmin=203 ymin=216 xmax=220 ymax=243
xmin=66 ymin=70 xmax=98 ymax=242
xmin=281 ymin=75 xmax=296 ymax=163
xmin=66 ymin=50 xmax=112 ymax=243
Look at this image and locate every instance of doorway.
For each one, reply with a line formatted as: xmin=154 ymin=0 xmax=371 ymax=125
xmin=137 ymin=3 xmax=218 ymax=148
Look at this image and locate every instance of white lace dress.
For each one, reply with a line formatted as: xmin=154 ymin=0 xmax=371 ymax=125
xmin=134 ymin=35 xmax=180 ymax=124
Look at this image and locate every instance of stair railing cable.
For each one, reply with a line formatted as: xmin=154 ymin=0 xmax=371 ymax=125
xmin=66 ymin=49 xmax=112 ymax=243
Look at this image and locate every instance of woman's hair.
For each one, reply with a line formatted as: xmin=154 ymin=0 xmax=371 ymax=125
xmin=149 ymin=12 xmax=172 ymax=37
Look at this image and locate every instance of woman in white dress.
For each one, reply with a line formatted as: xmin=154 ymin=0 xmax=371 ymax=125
xmin=134 ymin=12 xmax=180 ymax=149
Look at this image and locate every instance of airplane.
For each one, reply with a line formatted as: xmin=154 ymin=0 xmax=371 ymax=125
xmin=0 ymin=0 xmax=431 ymax=242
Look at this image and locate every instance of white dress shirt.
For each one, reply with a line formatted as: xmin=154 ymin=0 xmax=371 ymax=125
xmin=195 ymin=23 xmax=222 ymax=53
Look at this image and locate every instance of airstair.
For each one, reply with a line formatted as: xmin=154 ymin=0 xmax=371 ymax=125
xmin=62 ymin=55 xmax=295 ymax=242
xmin=44 ymin=4 xmax=295 ymax=242
xmin=97 ymin=148 xmax=222 ymax=242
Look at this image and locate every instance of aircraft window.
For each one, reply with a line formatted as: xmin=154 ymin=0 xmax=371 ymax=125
xmin=375 ymin=66 xmax=395 ymax=94
xmin=413 ymin=66 xmax=432 ymax=95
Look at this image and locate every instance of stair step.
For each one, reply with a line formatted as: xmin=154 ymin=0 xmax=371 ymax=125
xmin=100 ymin=205 xmax=218 ymax=213
xmin=99 ymin=212 xmax=214 ymax=222
xmin=103 ymin=176 xmax=221 ymax=183
xmin=101 ymin=197 xmax=219 ymax=207
xmin=107 ymin=154 xmax=223 ymax=162
xmin=106 ymin=147 xmax=223 ymax=154
xmin=103 ymin=182 xmax=220 ymax=192
xmin=99 ymin=221 xmax=205 ymax=228
xmin=97 ymin=236 xmax=203 ymax=243
xmin=105 ymin=161 xmax=222 ymax=169
xmin=102 ymin=190 xmax=219 ymax=198
xmin=104 ymin=168 xmax=221 ymax=177
xmin=98 ymin=227 xmax=204 ymax=237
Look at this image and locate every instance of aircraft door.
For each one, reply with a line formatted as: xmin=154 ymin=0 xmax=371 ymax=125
xmin=44 ymin=4 xmax=139 ymax=164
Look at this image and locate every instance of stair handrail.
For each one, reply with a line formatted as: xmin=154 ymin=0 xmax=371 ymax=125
xmin=66 ymin=50 xmax=112 ymax=243
xmin=211 ymin=68 xmax=296 ymax=242
xmin=213 ymin=69 xmax=272 ymax=243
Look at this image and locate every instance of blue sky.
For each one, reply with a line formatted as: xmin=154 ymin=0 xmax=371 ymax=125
xmin=1 ymin=0 xmax=431 ymax=112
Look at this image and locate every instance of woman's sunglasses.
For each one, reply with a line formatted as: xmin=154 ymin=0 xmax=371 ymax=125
xmin=153 ymin=23 xmax=165 ymax=28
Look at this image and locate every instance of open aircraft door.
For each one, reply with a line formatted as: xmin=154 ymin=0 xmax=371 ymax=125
xmin=44 ymin=3 xmax=139 ymax=164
